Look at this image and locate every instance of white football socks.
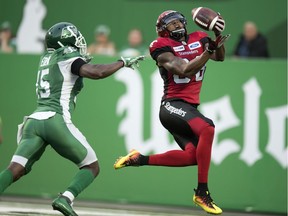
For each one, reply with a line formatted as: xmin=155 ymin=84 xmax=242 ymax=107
xmin=62 ymin=191 xmax=75 ymax=203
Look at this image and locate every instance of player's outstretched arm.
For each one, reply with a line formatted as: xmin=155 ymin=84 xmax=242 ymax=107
xmin=157 ymin=51 xmax=211 ymax=78
xmin=79 ymin=61 xmax=124 ymax=79
xmin=75 ymin=56 xmax=145 ymax=80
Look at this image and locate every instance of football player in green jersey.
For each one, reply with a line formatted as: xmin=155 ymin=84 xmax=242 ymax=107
xmin=0 ymin=22 xmax=144 ymax=216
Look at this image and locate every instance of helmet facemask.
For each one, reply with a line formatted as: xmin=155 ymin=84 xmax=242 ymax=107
xmin=170 ymin=28 xmax=186 ymax=40
xmin=74 ymin=31 xmax=87 ymax=56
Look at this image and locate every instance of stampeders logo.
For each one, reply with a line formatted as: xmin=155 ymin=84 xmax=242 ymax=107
xmin=164 ymin=102 xmax=186 ymax=117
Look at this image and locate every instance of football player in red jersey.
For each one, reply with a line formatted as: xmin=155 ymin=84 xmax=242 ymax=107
xmin=114 ymin=10 xmax=227 ymax=215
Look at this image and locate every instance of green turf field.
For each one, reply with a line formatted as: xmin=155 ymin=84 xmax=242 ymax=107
xmin=0 ymin=196 xmax=284 ymax=216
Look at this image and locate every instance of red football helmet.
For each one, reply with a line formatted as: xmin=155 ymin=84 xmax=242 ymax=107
xmin=156 ymin=10 xmax=187 ymax=39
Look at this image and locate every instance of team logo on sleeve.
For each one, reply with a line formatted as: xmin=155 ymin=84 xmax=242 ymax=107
xmin=188 ymin=42 xmax=201 ymax=50
xmin=40 ymin=55 xmax=51 ymax=66
xmin=173 ymin=45 xmax=185 ymax=52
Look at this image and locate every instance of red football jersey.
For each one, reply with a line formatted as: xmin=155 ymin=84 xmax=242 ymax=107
xmin=149 ymin=31 xmax=209 ymax=105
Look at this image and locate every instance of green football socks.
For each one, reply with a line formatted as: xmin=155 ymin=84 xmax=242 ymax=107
xmin=0 ymin=169 xmax=13 ymax=194
xmin=66 ymin=168 xmax=95 ymax=198
xmin=0 ymin=168 xmax=95 ymax=198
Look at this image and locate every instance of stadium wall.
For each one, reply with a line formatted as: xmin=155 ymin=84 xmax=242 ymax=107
xmin=0 ymin=0 xmax=287 ymax=58
xmin=0 ymin=54 xmax=287 ymax=214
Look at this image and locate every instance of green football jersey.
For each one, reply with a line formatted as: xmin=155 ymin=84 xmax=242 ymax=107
xmin=34 ymin=46 xmax=84 ymax=123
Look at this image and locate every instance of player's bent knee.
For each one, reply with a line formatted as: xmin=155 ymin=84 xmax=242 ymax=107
xmin=82 ymin=161 xmax=100 ymax=177
xmin=92 ymin=161 xmax=100 ymax=177
xmin=199 ymin=126 xmax=215 ymax=148
xmin=202 ymin=125 xmax=215 ymax=137
xmin=185 ymin=145 xmax=197 ymax=165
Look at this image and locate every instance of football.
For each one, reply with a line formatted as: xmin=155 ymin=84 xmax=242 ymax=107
xmin=191 ymin=7 xmax=219 ymax=31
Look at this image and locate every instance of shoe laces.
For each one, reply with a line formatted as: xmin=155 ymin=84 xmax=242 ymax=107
xmin=202 ymin=192 xmax=215 ymax=208
xmin=195 ymin=189 xmax=216 ymax=208
xmin=126 ymin=153 xmax=140 ymax=166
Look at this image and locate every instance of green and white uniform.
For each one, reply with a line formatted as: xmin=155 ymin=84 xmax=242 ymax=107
xmin=13 ymin=46 xmax=97 ymax=172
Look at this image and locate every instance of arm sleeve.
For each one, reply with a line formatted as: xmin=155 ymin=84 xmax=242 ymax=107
xmin=71 ymin=58 xmax=87 ymax=76
xmin=150 ymin=46 xmax=174 ymax=61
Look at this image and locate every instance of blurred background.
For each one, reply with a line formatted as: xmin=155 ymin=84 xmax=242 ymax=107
xmin=0 ymin=0 xmax=287 ymax=215
xmin=0 ymin=0 xmax=287 ymax=58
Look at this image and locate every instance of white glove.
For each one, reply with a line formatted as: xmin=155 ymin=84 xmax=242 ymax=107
xmin=214 ymin=16 xmax=225 ymax=32
xmin=213 ymin=12 xmax=225 ymax=34
xmin=121 ymin=55 xmax=145 ymax=69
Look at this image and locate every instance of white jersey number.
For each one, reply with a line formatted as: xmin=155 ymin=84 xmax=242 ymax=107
xmin=195 ymin=65 xmax=206 ymax=81
xmin=173 ymin=65 xmax=206 ymax=84
xmin=36 ymin=68 xmax=50 ymax=98
xmin=173 ymin=75 xmax=191 ymax=84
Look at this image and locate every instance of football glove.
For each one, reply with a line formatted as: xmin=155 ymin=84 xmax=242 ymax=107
xmin=214 ymin=13 xmax=225 ymax=33
xmin=215 ymin=34 xmax=231 ymax=48
xmin=206 ymin=37 xmax=217 ymax=54
xmin=206 ymin=34 xmax=231 ymax=53
xmin=214 ymin=17 xmax=225 ymax=33
xmin=120 ymin=55 xmax=145 ymax=69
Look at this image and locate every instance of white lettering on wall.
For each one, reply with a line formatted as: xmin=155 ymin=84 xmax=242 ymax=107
xmin=200 ymin=96 xmax=241 ymax=165
xmin=240 ymin=77 xmax=263 ymax=165
xmin=265 ymin=105 xmax=288 ymax=168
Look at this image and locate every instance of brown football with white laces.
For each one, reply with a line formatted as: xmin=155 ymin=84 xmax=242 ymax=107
xmin=191 ymin=7 xmax=219 ymax=31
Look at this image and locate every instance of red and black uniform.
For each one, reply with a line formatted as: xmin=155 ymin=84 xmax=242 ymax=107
xmin=147 ymin=31 xmax=215 ymax=184
xmin=150 ymin=31 xmax=209 ymax=105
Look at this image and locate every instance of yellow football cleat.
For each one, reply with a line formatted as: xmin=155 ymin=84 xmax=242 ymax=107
xmin=193 ymin=189 xmax=223 ymax=215
xmin=114 ymin=149 xmax=140 ymax=169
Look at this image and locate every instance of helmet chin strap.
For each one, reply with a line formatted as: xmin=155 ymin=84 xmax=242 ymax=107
xmin=170 ymin=28 xmax=186 ymax=40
